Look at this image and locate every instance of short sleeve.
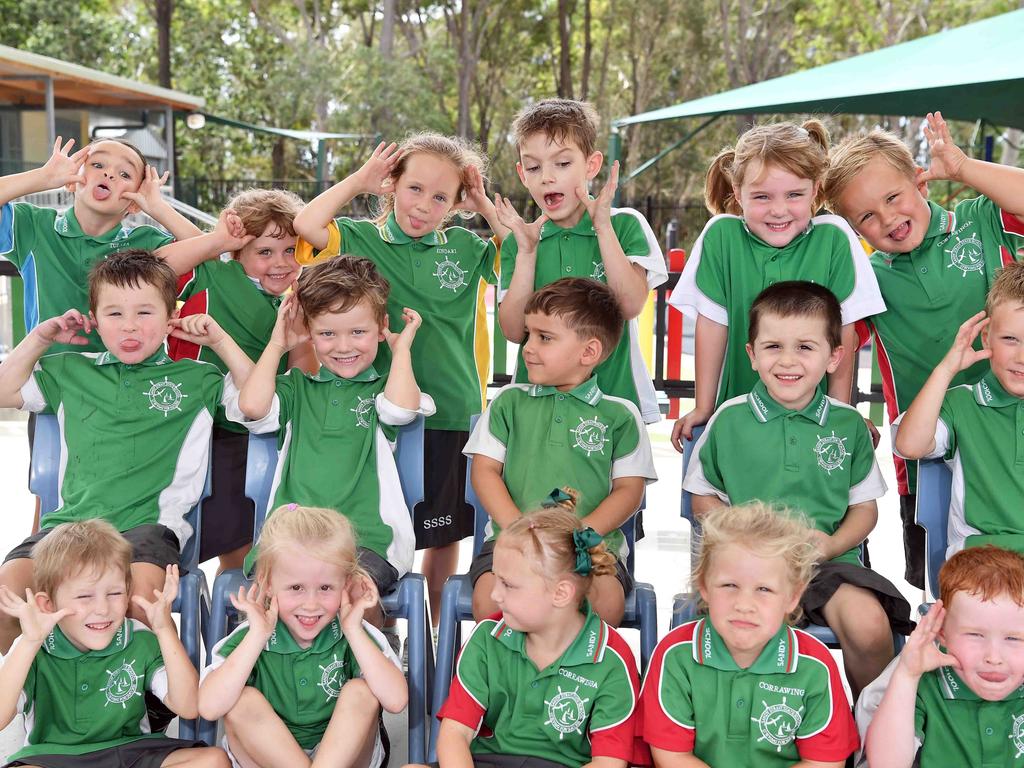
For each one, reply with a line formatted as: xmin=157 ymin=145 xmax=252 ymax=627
xmin=794 ymin=639 xmax=859 ymax=761
xmin=437 ymin=620 xmax=493 ymax=731
xmin=205 ymin=624 xmax=258 ymax=687
xmin=681 ymin=411 xmax=728 ymax=500
xmin=375 ymin=390 xmax=437 ymax=427
xmin=588 ymin=632 xmax=642 ymax=762
xmin=914 ymin=688 xmax=927 ymax=744
xmin=609 ymin=401 xmax=657 ymax=483
xmin=354 ymin=621 xmax=403 ymax=679
xmin=640 ymin=632 xmax=696 ymax=753
xmin=959 ymin=195 xmax=1024 ymax=253
xmin=0 ymin=202 xmax=40 ymax=266
xmin=23 ymin=355 xmax=66 ymax=414
xmin=221 ymin=373 xmax=281 ymax=434
xmin=891 ymin=404 xmax=951 ymax=462
xmin=498 ymin=231 xmax=520 ymax=297
xmin=463 ymin=389 xmax=513 ymax=463
xmin=176 ymin=259 xmax=215 ymax=301
xmin=611 ymin=208 xmax=667 ymax=290
xmin=668 ymin=216 xmax=731 ymax=325
xmin=847 ymin=410 xmax=888 ymax=506
xmin=295 ymin=220 xmax=343 ymax=266
xmin=817 ymin=215 xmax=886 ymax=324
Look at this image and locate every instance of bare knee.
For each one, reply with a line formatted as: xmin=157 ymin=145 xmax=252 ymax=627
xmin=472 ymin=575 xmax=497 ymax=621
xmin=827 ymin=587 xmax=893 ymax=652
xmin=225 ymin=686 xmax=265 ymax=727
xmin=340 ymin=678 xmax=379 ymax=712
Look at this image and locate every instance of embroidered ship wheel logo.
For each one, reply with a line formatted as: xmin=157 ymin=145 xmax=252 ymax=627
xmin=813 ymin=431 xmax=849 ymax=475
xmin=544 ymin=685 xmax=589 ymax=739
xmin=945 ymin=232 xmax=984 ymax=277
xmin=1009 ymin=712 xmax=1024 ymax=758
xmin=351 ymin=396 xmax=375 ymax=429
xmin=571 ymin=417 xmax=610 ymax=457
xmin=318 ymin=654 xmax=345 ymax=700
xmin=434 ymin=258 xmax=467 ymax=291
xmin=144 ymin=377 xmax=188 ymax=416
xmin=102 ymin=659 xmax=142 ymax=708
xmin=752 ymin=696 xmax=803 ymax=752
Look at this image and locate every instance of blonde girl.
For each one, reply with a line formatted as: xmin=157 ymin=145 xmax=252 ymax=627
xmin=411 ymin=492 xmax=643 ymax=768
xmin=640 ymin=502 xmax=858 ymax=766
xmin=668 ymin=121 xmax=884 ymax=452
xmin=293 ymin=134 xmax=509 ymax=630
xmin=199 ymin=505 xmax=406 ymax=768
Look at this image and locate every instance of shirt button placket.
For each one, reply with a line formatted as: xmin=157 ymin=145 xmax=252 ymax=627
xmin=727 ymin=678 xmax=750 ymax=738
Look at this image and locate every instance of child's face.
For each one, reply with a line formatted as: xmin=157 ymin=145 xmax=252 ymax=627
xmin=522 ymin=311 xmax=600 ymax=390
xmin=307 ymin=300 xmax=385 ymax=379
xmin=940 ymin=590 xmax=1024 ymax=701
xmin=490 ymin=542 xmax=564 ymax=633
xmin=735 ymin=163 xmax=817 ymax=248
xmin=235 ymin=224 xmax=300 ymax=297
xmin=269 ymin=545 xmax=346 ymax=649
xmin=516 ymin=133 xmax=602 ymax=228
xmin=47 ymin=565 xmax=130 ymax=652
xmin=982 ymin=301 xmax=1024 ymax=398
xmin=391 ymin=152 xmax=462 ymax=238
xmin=835 ymin=156 xmax=931 ymax=254
xmin=93 ymin=281 xmax=174 ymax=364
xmin=746 ymin=311 xmax=842 ymax=411
xmin=78 ymin=141 xmax=146 ymax=217
xmin=698 ymin=542 xmax=802 ymax=669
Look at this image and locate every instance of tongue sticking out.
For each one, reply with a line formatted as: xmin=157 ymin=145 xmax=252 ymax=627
xmin=889 ymin=221 xmax=911 ymax=241
xmin=121 ymin=340 xmax=142 ymax=353
xmin=93 ymin=185 xmax=111 ymax=202
xmin=544 ymin=193 xmax=564 ymax=208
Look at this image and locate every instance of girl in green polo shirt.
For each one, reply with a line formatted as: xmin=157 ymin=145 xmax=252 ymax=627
xmin=641 ymin=502 xmax=858 ymax=766
xmin=200 ymin=505 xmax=406 ymax=768
xmin=668 ymin=120 xmax=884 ymax=452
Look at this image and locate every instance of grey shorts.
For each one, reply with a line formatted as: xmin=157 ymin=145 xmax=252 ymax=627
xmin=359 ymin=547 xmax=400 ymax=595
xmin=468 ymin=539 xmax=635 ymax=595
xmin=4 ymin=524 xmax=183 ymax=573
xmin=4 ymin=736 xmax=209 ymax=768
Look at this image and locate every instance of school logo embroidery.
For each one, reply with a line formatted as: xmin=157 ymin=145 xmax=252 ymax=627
xmin=945 ymin=231 xmax=985 ymax=277
xmin=590 ymin=261 xmax=606 ymax=281
xmin=433 ymin=258 xmax=467 ymax=291
xmin=350 ymin=396 xmax=375 ymax=429
xmin=143 ymin=377 xmax=188 ymax=416
xmin=101 ymin=658 xmax=142 ymax=708
xmin=571 ymin=416 xmax=610 ymax=457
xmin=813 ymin=431 xmax=849 ymax=475
xmin=751 ymin=696 xmax=803 ymax=752
xmin=544 ymin=685 xmax=589 ymax=739
xmin=317 ymin=653 xmax=346 ymax=700
xmin=1010 ymin=713 xmax=1024 ymax=759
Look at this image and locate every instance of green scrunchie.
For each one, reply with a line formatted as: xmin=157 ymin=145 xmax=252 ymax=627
xmin=572 ymin=527 xmax=604 ymax=575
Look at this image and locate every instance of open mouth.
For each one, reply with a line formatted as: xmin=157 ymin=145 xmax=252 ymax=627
xmin=775 ymin=373 xmax=802 ymax=383
xmin=86 ymin=621 xmax=113 ymax=631
xmin=543 ymin=193 xmax=564 ymax=209
xmin=295 ymin=615 xmax=321 ymax=629
xmin=93 ymin=183 xmax=112 ymax=201
xmin=331 ymin=354 xmax=360 ymax=366
xmin=764 ymin=221 xmax=792 ymax=233
xmin=120 ymin=340 xmax=142 ymax=353
xmin=887 ymin=220 xmax=912 ymax=242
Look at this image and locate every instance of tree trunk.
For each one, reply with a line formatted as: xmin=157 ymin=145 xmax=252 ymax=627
xmin=272 ymin=137 xmax=287 ymax=181
xmin=580 ymin=0 xmax=591 ymax=100
xmin=380 ymin=0 xmax=396 ymax=56
xmin=557 ymin=0 xmax=573 ymax=98
xmin=154 ymin=0 xmax=173 ymax=88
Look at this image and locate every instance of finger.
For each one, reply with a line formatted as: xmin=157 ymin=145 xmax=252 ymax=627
xmin=606 ymin=160 xmax=620 ymax=196
xmin=60 ymin=137 xmax=75 ymax=155
xmin=130 ymin=595 xmax=151 ymax=612
xmin=533 ymin=213 xmax=549 ymax=229
xmin=267 ymin=594 xmax=278 ymax=623
xmin=52 ymin=137 xmax=63 ymax=155
xmin=69 ymin=146 xmax=90 ymax=164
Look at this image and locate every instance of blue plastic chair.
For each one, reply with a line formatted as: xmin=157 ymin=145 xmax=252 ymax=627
xmin=679 ymin=427 xmax=904 ymax=652
xmin=29 ymin=413 xmax=211 ymax=741
xmin=915 ymin=458 xmax=952 ymax=602
xmin=202 ymin=417 xmax=433 ymax=763
xmin=429 ymin=450 xmax=658 ymax=761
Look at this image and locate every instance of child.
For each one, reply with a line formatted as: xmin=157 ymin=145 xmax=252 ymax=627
xmin=824 ymin=111 xmax=1024 ymax=589
xmin=0 ymin=137 xmax=205 ymax=355
xmin=893 ymin=261 xmax=1024 ymax=557
xmin=168 ymin=189 xmax=315 ymax=573
xmin=668 ymin=119 xmax=884 ymax=451
xmin=860 ymin=546 xmax=1024 ymax=767
xmin=684 ymin=281 xmax=912 ymax=697
xmin=418 ymin=499 xmax=644 ymax=768
xmin=293 ymin=133 xmax=507 ymax=626
xmin=0 ymin=250 xmax=257 ymax=653
xmin=496 ymin=98 xmax=667 ymax=426
xmin=641 ymin=502 xmax=857 ymax=766
xmin=464 ymin=278 xmax=657 ymax=625
xmin=231 ymin=255 xmax=434 ymax=622
xmin=0 ymin=519 xmax=228 ymax=767
xmin=200 ymin=504 xmax=406 ymax=768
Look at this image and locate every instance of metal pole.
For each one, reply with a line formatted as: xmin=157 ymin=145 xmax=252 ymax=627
xmin=164 ymin=106 xmax=176 ymax=185
xmin=608 ymin=128 xmax=622 ymax=206
xmin=44 ymin=76 xmax=55 ymax=147
xmin=316 ymin=140 xmax=326 ymax=194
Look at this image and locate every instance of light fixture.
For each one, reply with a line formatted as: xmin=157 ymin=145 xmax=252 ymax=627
xmin=185 ymin=112 xmax=206 ymax=130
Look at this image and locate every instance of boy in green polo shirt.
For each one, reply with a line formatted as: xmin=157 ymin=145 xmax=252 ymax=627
xmin=893 ymin=261 xmax=1024 ymax=557
xmin=860 ymin=546 xmax=1024 ymax=768
xmin=496 ymin=98 xmax=667 ymax=426
xmin=685 ymin=281 xmax=912 ymax=698
xmin=824 ymin=111 xmax=1024 ymax=589
xmin=231 ymin=255 xmax=435 ymax=624
xmin=465 ymin=278 xmax=657 ymax=626
xmin=0 ymin=519 xmax=227 ymax=768
xmin=0 ymin=250 xmax=260 ymax=654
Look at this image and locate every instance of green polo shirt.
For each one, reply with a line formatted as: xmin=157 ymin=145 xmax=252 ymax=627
xmin=500 ymin=208 xmax=668 ymax=424
xmin=0 ymin=203 xmax=173 ymax=354
xmin=10 ymin=619 xmax=168 ymax=761
xmin=684 ymin=381 xmax=886 ymax=565
xmin=228 ymin=365 xmax=433 ymax=577
xmin=861 ymin=197 xmax=1024 ymax=495
xmin=207 ymin=617 xmax=398 ymax=750
xmin=438 ymin=605 xmax=642 ymax=767
xmin=640 ymin=618 xmax=858 ymax=764
xmin=669 ymin=213 xmax=885 ymax=409
xmin=895 ymin=371 xmax=1024 ymax=557
xmin=170 ymin=258 xmax=285 ymax=432
xmin=462 ymin=379 xmax=657 ymax=559
xmin=20 ymin=348 xmax=227 ymax=546
xmin=296 ymin=214 xmax=498 ymax=432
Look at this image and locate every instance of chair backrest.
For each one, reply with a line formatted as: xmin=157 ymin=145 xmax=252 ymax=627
xmin=30 ymin=413 xmax=207 ymax=572
xmin=916 ymin=458 xmax=952 ymax=600
xmin=246 ymin=416 xmax=426 ymax=541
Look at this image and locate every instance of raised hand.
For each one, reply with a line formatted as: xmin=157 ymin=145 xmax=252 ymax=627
xmin=228 ymin=582 xmax=279 ymax=641
xmin=269 ymin=292 xmax=310 ymax=353
xmin=382 ymin=307 xmax=422 ymax=354
xmin=940 ymin=310 xmax=992 ymax=376
xmin=575 ymin=160 xmax=619 ymax=232
xmin=41 ymin=137 xmax=89 ymax=191
xmin=898 ymin=600 xmax=960 ymax=679
xmin=339 ymin=573 xmax=379 ymax=632
xmin=169 ymin=313 xmax=227 ymax=347
xmin=494 ymin=194 xmax=547 ymax=254
xmin=214 ymin=208 xmax=255 ymax=252
xmin=453 ymin=165 xmax=489 ymax=215
xmin=353 ymin=141 xmax=402 ymax=197
xmin=130 ymin=564 xmax=179 ymax=633
xmin=33 ymin=308 xmax=92 ymax=347
xmin=120 ymin=165 xmax=171 ymax=214
xmin=919 ymin=111 xmax=968 ymax=184
xmin=0 ymin=587 xmax=72 ymax=644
